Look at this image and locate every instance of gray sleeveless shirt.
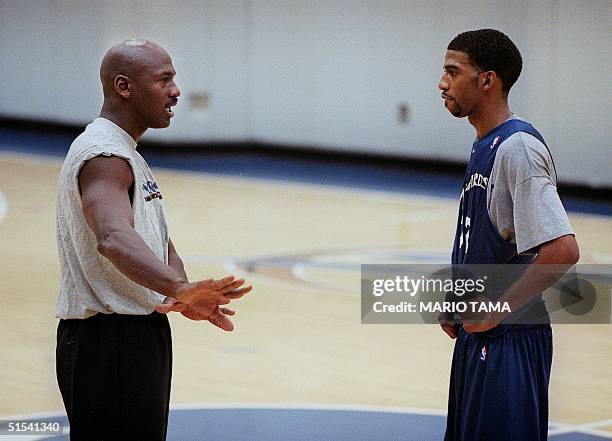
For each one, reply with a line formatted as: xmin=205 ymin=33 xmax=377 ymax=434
xmin=56 ymin=118 xmax=167 ymax=319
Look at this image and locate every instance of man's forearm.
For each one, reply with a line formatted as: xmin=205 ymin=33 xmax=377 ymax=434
xmin=496 ymin=235 xmax=579 ymax=319
xmin=168 ymin=249 xmax=188 ymax=283
xmin=499 ymin=264 xmax=572 ymax=314
xmin=97 ymin=228 xmax=186 ymax=297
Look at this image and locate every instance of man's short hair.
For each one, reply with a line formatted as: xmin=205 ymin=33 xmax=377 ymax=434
xmin=448 ymin=29 xmax=522 ymax=94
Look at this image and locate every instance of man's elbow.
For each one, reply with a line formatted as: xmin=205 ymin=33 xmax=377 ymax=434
xmin=558 ymin=234 xmax=580 ymax=265
xmin=539 ymin=234 xmax=579 ymax=265
xmin=96 ymin=230 xmax=123 ymax=260
xmin=568 ymin=241 xmax=580 ymax=265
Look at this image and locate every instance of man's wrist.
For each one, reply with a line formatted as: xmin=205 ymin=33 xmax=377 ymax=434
xmin=167 ymin=277 xmax=188 ymax=300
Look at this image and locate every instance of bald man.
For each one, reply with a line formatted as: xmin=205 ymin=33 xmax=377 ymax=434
xmin=55 ymin=40 xmax=251 ymax=440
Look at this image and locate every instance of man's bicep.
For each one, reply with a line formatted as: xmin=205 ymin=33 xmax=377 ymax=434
xmin=78 ymin=155 xmax=135 ymax=239
xmin=513 ymin=176 xmax=574 ymax=254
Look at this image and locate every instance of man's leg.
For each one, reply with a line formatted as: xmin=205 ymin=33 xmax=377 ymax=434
xmin=444 ymin=325 xmax=552 ymax=441
xmin=115 ymin=312 xmax=172 ymax=439
xmin=56 ymin=312 xmax=172 ymax=441
xmin=444 ymin=328 xmax=475 ymax=441
xmin=480 ymin=325 xmax=553 ymax=441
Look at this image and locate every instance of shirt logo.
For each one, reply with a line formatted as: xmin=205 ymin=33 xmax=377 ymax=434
xmin=480 ymin=345 xmax=487 ymax=362
xmin=490 ymin=136 xmax=500 ymax=149
xmin=142 ymin=180 xmax=163 ymax=202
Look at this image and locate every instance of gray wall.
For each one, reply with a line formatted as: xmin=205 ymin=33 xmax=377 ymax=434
xmin=1 ymin=0 xmax=610 ymax=186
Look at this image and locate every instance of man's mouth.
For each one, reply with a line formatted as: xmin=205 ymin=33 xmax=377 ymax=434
xmin=165 ymin=101 xmax=178 ymax=117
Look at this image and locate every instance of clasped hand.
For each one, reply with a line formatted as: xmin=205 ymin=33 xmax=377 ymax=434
xmin=156 ymin=275 xmax=252 ymax=331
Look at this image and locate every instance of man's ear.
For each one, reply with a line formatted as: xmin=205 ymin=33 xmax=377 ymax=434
xmin=114 ymin=75 xmax=131 ymax=99
xmin=482 ymin=71 xmax=496 ymax=92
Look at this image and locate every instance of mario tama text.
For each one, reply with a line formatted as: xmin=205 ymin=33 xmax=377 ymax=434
xmin=360 ymin=264 xmax=612 ymax=325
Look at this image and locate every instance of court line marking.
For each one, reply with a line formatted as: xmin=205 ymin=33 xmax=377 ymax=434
xmin=550 ymin=428 xmax=612 ymax=439
xmin=217 ymin=248 xmax=450 ymax=296
xmin=0 ymin=190 xmax=7 ymax=226
xmin=291 ymin=262 xmax=352 ymax=291
xmin=224 ymin=258 xmax=327 ymax=294
xmin=548 ymin=418 xmax=612 ymax=437
xmin=578 ymin=418 xmax=612 ymax=428
xmin=168 ymin=402 xmax=449 ymax=415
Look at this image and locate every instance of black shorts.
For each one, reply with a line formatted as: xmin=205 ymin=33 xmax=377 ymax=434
xmin=56 ymin=311 xmax=172 ymax=441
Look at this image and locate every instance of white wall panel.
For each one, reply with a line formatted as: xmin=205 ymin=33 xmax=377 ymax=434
xmin=250 ymin=0 xmax=318 ymax=144
xmin=0 ymin=0 xmax=610 ymax=186
xmin=0 ymin=0 xmax=105 ymax=123
xmin=550 ymin=0 xmax=612 ymax=187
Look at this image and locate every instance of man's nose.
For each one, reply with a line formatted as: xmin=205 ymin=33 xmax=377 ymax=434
xmin=438 ymin=76 xmax=448 ymax=91
xmin=170 ymin=83 xmax=180 ymax=97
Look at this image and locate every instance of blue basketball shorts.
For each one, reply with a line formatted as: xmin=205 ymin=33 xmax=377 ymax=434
xmin=444 ymin=325 xmax=553 ymax=441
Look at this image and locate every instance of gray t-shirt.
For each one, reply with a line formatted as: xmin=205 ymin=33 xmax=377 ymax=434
xmin=56 ymin=118 xmax=168 ymax=319
xmin=487 ymin=117 xmax=574 ymax=254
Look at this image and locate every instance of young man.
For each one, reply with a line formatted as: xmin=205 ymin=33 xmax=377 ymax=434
xmin=55 ymin=40 xmax=251 ymax=440
xmin=438 ymin=29 xmax=579 ymax=440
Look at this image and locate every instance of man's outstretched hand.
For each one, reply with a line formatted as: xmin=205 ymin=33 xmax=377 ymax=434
xmin=207 ymin=307 xmax=236 ymax=331
xmin=156 ymin=275 xmax=252 ymax=331
xmin=174 ymin=276 xmax=245 ymax=306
